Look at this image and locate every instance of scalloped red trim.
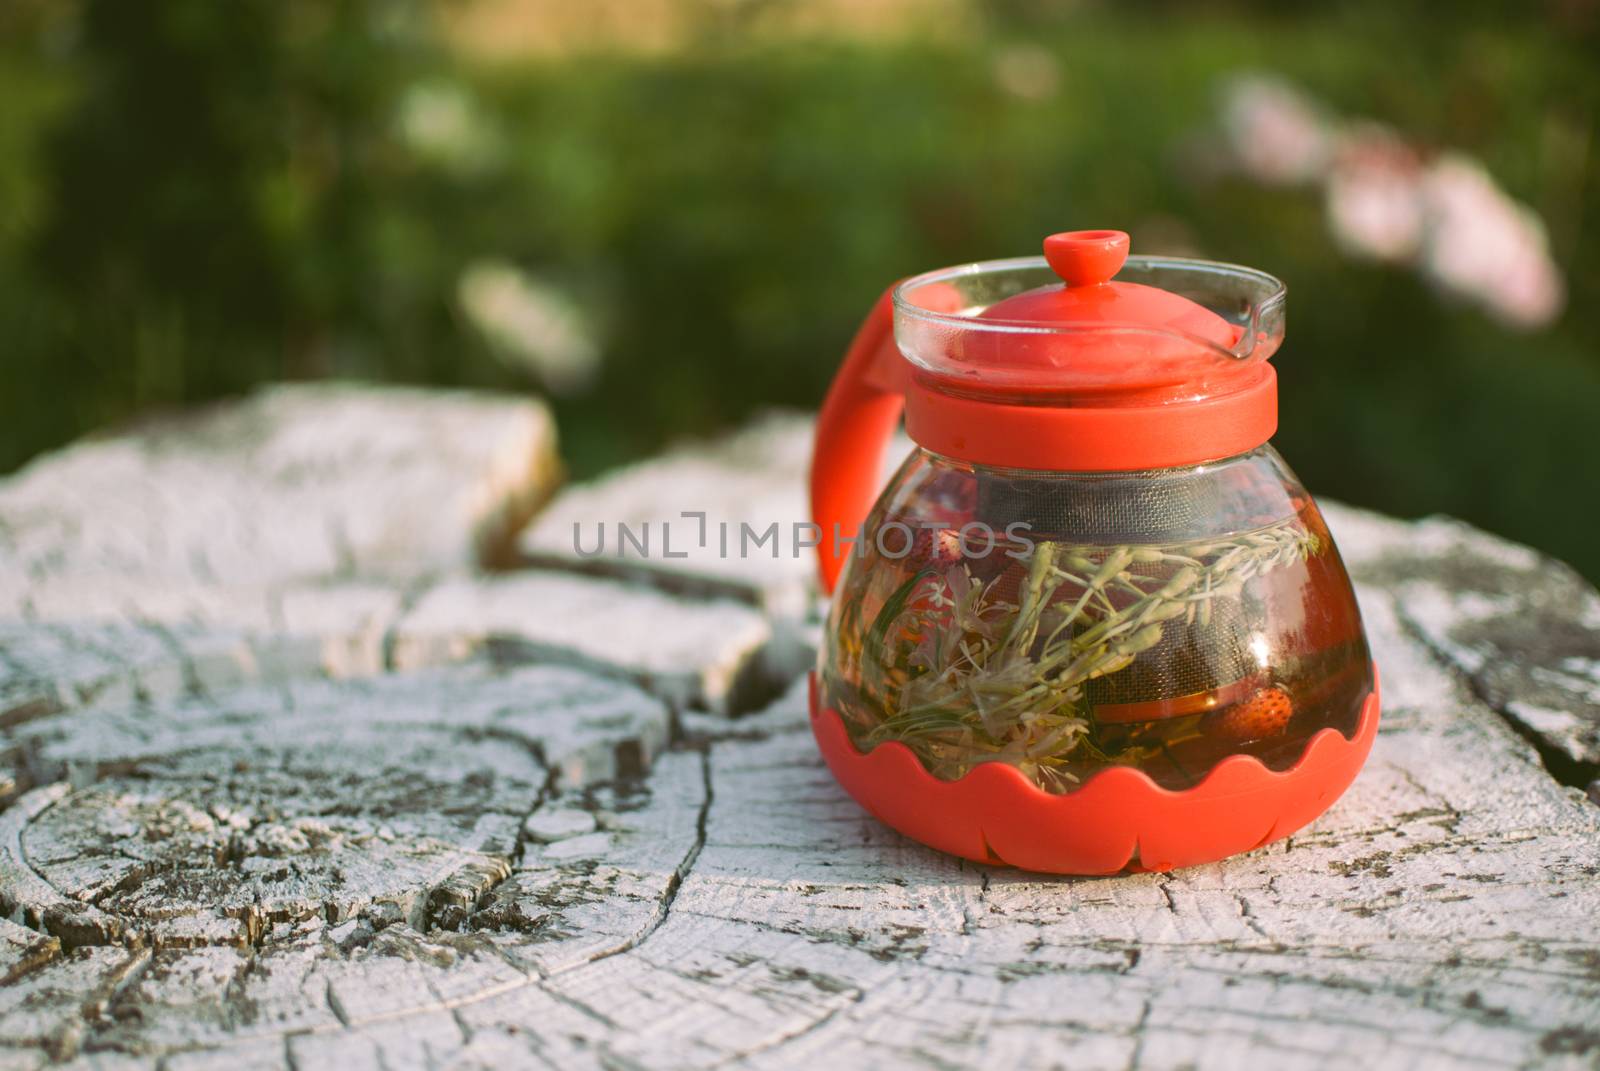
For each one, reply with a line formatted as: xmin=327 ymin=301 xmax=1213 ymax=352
xmin=810 ymin=667 xmax=1381 ymax=875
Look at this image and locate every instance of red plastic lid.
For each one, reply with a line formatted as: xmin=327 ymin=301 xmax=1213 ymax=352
xmin=988 ymin=230 xmax=1235 ymax=343
xmin=928 ymin=229 xmax=1255 ymax=405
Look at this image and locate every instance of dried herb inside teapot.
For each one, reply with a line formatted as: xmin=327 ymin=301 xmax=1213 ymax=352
xmin=832 ymin=516 xmax=1321 ymax=792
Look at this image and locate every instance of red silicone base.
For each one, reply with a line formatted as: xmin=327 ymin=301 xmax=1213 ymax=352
xmin=810 ymin=666 xmax=1381 ymax=875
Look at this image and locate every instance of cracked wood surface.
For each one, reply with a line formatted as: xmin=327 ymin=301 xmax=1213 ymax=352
xmin=1 ymin=392 xmax=1597 ymax=1070
xmin=0 ymin=387 xmax=776 ymax=735
xmin=0 ymin=383 xmax=559 ymax=590
xmin=518 ymin=413 xmax=822 ymax=615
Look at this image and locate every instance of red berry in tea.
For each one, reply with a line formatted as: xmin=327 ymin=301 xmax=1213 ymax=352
xmin=1203 ymin=686 xmax=1294 ymax=744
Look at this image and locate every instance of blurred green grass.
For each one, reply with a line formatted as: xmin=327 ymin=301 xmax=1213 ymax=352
xmin=1 ymin=1 xmax=1597 ymax=578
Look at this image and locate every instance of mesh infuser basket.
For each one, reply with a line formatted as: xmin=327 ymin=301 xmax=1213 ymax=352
xmin=974 ymin=464 xmax=1281 ymax=711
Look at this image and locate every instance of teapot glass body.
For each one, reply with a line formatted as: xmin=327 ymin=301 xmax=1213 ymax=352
xmin=819 ymin=443 xmax=1373 ymax=795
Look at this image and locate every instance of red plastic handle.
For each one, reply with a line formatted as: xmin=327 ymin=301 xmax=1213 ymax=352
xmin=811 ymin=287 xmax=907 ymax=593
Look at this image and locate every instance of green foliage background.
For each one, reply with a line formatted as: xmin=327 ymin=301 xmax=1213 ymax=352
xmin=1 ymin=1 xmax=1597 ymax=578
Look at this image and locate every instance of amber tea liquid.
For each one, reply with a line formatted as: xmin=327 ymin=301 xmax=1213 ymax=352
xmin=822 ymin=498 xmax=1373 ymax=793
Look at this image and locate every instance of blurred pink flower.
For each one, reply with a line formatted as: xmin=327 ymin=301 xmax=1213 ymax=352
xmin=1219 ymin=75 xmax=1332 ymax=186
xmin=1421 ymin=155 xmax=1565 ymax=329
xmin=1325 ymin=124 xmax=1424 ymax=261
xmin=1211 ymin=75 xmax=1565 ymax=331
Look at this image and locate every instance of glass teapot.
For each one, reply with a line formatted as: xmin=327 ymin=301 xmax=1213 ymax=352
xmin=808 ymin=230 xmax=1380 ymax=875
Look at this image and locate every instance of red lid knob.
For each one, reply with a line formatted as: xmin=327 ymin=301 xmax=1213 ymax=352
xmin=1043 ymin=229 xmax=1130 ymax=287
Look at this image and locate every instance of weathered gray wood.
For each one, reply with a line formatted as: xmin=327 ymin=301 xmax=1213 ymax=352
xmin=1 ymin=399 xmax=1597 ymax=1070
xmin=1 ymin=665 xmax=669 ymax=955
xmin=0 ymin=917 xmax=58 ymax=986
xmin=18 ymin=593 xmax=1590 ymax=1070
xmin=0 ymin=564 xmax=781 ymax=729
xmin=1328 ymin=504 xmax=1600 ymax=799
xmin=519 ymin=412 xmax=820 ymax=613
xmin=0 ymin=390 xmax=787 ymax=725
xmin=389 ymin=570 xmax=777 ymax=715
xmin=516 ymin=413 xmax=908 ymax=684
xmin=0 ymin=383 xmax=559 ymax=591
xmin=0 ymin=382 xmax=562 ymax=733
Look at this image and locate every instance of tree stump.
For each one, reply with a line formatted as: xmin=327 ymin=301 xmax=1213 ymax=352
xmin=1 ymin=386 xmax=1596 ymax=1070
